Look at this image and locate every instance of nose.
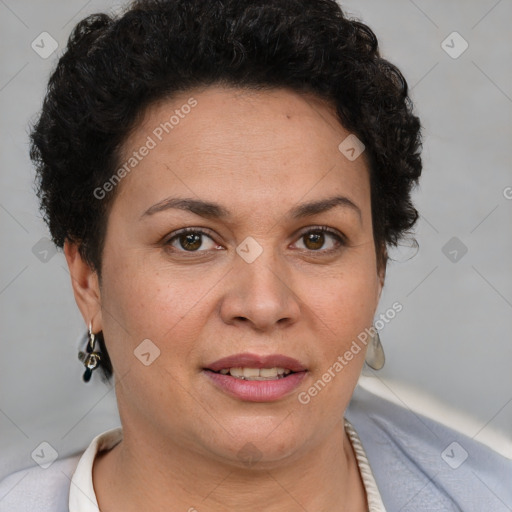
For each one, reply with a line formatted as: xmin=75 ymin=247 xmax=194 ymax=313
xmin=219 ymin=245 xmax=301 ymax=332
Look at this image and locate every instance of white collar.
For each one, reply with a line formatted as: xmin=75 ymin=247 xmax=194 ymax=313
xmin=69 ymin=421 xmax=385 ymax=511
xmin=69 ymin=427 xmax=123 ymax=511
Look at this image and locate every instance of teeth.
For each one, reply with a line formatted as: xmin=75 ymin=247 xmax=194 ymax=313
xmin=218 ymin=367 xmax=292 ymax=380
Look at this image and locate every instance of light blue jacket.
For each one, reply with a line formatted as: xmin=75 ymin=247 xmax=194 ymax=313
xmin=345 ymin=386 xmax=512 ymax=511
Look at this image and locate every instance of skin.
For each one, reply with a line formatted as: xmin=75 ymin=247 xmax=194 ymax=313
xmin=65 ymin=86 xmax=385 ymax=512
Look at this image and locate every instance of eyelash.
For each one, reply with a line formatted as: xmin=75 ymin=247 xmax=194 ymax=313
xmin=163 ymin=226 xmax=346 ymax=255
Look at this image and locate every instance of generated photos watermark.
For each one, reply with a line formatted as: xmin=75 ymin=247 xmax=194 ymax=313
xmin=298 ymin=301 xmax=403 ymax=404
xmin=94 ymin=97 xmax=198 ymax=200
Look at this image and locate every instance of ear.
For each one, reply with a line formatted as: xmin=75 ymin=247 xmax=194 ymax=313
xmin=63 ymin=240 xmax=103 ymax=332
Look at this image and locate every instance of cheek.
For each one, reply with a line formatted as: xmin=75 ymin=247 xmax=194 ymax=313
xmin=98 ymin=254 xmax=219 ymax=370
xmin=302 ymin=258 xmax=379 ymax=370
xmin=310 ymin=282 xmax=376 ymax=360
xmin=292 ymin=275 xmax=377 ymax=425
xmin=313 ymin=254 xmax=379 ymax=322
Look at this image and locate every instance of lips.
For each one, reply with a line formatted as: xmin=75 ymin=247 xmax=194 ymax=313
xmin=203 ymin=353 xmax=308 ymax=402
xmin=204 ymin=353 xmax=307 ymax=373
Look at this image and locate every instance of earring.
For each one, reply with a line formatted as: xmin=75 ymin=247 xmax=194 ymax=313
xmin=365 ymin=330 xmax=385 ymax=370
xmin=78 ymin=322 xmax=102 ymax=382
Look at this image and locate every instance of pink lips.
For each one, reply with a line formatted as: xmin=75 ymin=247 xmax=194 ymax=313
xmin=203 ymin=352 xmax=308 ymax=402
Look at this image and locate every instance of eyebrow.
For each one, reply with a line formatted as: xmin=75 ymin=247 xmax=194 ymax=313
xmin=141 ymin=195 xmax=362 ymax=222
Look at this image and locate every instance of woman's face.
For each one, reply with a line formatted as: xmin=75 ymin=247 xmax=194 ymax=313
xmin=86 ymin=86 xmax=383 ymax=465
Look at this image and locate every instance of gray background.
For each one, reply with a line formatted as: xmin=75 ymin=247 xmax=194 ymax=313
xmin=1 ymin=0 xmax=511 ymax=482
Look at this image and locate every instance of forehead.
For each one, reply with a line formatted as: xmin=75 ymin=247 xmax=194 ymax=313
xmin=113 ymin=86 xmax=371 ymax=219
xmin=134 ymin=86 xmax=350 ymax=155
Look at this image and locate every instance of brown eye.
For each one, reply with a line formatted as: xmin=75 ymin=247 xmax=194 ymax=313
xmin=304 ymin=231 xmax=325 ymax=250
xmin=179 ymin=232 xmax=202 ymax=251
xmin=166 ymin=229 xmax=218 ymax=252
xmin=294 ymin=227 xmax=345 ymax=252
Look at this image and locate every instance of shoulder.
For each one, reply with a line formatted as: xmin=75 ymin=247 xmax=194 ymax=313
xmin=346 ymin=384 xmax=512 ymax=512
xmin=0 ymin=427 xmax=122 ymax=512
xmin=0 ymin=453 xmax=81 ymax=512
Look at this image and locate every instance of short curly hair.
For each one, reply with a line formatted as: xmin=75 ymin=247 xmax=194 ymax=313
xmin=30 ymin=0 xmax=422 ymax=382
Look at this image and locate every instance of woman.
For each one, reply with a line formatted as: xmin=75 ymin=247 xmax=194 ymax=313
xmin=1 ymin=0 xmax=510 ymax=511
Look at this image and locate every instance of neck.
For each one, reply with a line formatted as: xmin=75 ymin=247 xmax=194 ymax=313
xmin=93 ymin=419 xmax=367 ymax=512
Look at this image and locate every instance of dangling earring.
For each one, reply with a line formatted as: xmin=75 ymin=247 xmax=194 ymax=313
xmin=78 ymin=322 xmax=102 ymax=382
xmin=365 ymin=330 xmax=385 ymax=370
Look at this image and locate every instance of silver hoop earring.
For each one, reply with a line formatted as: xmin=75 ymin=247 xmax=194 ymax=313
xmin=78 ymin=322 xmax=102 ymax=382
xmin=365 ymin=330 xmax=385 ymax=370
